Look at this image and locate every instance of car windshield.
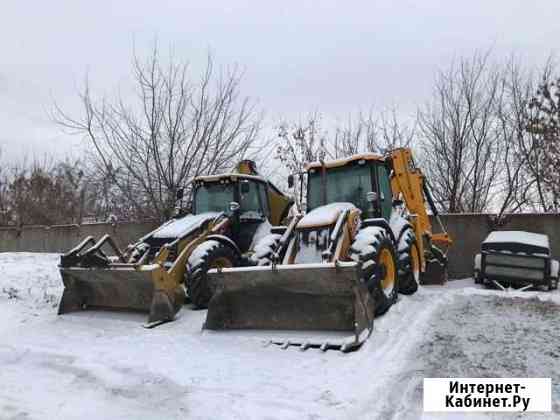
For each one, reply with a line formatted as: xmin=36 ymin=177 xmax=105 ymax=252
xmin=193 ymin=182 xmax=234 ymax=214
xmin=307 ymin=164 xmax=372 ymax=212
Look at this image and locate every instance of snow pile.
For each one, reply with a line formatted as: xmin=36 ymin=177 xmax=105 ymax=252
xmin=152 ymin=212 xmax=221 ymax=238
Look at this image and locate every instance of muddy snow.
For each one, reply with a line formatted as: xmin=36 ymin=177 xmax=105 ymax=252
xmin=0 ymin=253 xmax=558 ymax=420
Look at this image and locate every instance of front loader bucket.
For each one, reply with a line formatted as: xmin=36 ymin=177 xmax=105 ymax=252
xmin=205 ymin=262 xmax=375 ymax=352
xmin=58 ymin=265 xmax=183 ymax=326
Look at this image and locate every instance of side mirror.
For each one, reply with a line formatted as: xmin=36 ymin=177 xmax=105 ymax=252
xmin=176 ymin=188 xmax=184 ymax=200
xmin=287 ymin=174 xmax=294 ymax=188
xmin=229 ymin=201 xmax=240 ymax=213
xmin=240 ymin=180 xmax=250 ymax=194
xmin=366 ymin=191 xmax=378 ymax=203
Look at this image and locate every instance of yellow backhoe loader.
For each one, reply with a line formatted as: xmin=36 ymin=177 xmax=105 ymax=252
xmin=204 ymin=148 xmax=452 ymax=351
xmin=57 ymin=161 xmax=293 ymax=327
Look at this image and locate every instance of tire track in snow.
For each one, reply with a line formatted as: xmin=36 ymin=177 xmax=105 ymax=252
xmin=0 ymin=345 xmax=190 ymax=420
xmin=345 ymin=289 xmax=453 ymax=420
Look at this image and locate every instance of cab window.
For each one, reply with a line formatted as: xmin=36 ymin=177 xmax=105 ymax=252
xmin=307 ymin=164 xmax=372 ymax=213
xmin=377 ymin=165 xmax=392 ymax=218
xmin=239 ymin=180 xmax=265 ymax=220
xmin=193 ymin=182 xmax=233 ymax=214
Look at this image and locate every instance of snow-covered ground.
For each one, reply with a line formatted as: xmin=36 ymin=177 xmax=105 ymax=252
xmin=0 ymin=253 xmax=558 ymax=420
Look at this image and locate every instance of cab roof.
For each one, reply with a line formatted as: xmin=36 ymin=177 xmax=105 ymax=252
xmin=305 ymin=153 xmax=385 ymax=171
xmin=193 ymin=173 xmax=267 ymax=183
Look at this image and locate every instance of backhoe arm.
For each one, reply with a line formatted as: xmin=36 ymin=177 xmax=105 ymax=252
xmin=388 ymin=148 xmax=452 ymax=249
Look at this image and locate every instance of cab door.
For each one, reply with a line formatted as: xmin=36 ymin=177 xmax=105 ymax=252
xmin=236 ymin=180 xmax=270 ymax=253
xmin=377 ymin=165 xmax=393 ymax=220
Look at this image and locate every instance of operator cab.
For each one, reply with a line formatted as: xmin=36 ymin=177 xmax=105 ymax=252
xmin=305 ymin=153 xmax=393 ymax=219
xmin=192 ymin=174 xmax=271 ymax=253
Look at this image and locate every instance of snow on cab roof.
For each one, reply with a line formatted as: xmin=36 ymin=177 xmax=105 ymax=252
xmin=483 ymin=230 xmax=549 ymax=249
xmin=305 ymin=153 xmax=384 ymax=170
xmin=194 ymin=173 xmax=266 ymax=183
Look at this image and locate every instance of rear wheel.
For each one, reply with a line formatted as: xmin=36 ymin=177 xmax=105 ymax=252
xmin=350 ymin=227 xmax=399 ymax=316
xmin=397 ymin=229 xmax=421 ymax=295
xmin=186 ymin=240 xmax=239 ymax=309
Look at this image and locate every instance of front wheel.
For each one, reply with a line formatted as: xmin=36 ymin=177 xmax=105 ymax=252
xmin=186 ymin=240 xmax=239 ymax=309
xmin=250 ymin=233 xmax=282 ymax=266
xmin=350 ymin=227 xmax=399 ymax=316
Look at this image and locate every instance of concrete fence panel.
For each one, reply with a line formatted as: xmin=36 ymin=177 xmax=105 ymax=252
xmin=0 ymin=221 xmax=157 ymax=255
xmin=0 ymin=215 xmax=558 ymax=279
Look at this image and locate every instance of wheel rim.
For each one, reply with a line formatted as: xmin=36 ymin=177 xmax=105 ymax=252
xmin=379 ymin=248 xmax=396 ymax=297
xmin=210 ymin=257 xmax=233 ymax=269
xmin=411 ymin=243 xmax=420 ymax=285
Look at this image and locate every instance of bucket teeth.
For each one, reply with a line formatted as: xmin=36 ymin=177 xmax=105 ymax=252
xmin=267 ymin=336 xmax=366 ymax=353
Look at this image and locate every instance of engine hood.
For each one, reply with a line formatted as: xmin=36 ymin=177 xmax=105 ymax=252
xmin=152 ymin=212 xmax=222 ymax=239
xmin=297 ymin=202 xmax=357 ymax=229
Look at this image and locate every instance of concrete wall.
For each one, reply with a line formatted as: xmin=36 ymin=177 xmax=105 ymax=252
xmin=0 ymin=214 xmax=558 ymax=278
xmin=435 ymin=213 xmax=560 ymax=278
xmin=0 ymin=221 xmax=158 ymax=254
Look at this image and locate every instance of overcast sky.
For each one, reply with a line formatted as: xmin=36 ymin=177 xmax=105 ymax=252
xmin=1 ymin=0 xmax=559 ymax=162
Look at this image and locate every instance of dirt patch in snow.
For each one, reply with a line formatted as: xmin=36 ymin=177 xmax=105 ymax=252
xmin=415 ymin=295 xmax=560 ymax=417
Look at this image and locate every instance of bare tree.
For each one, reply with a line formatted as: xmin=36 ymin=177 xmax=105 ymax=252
xmin=490 ymin=57 xmax=540 ymax=218
xmin=274 ymin=110 xmax=414 ymax=211
xmin=0 ymin=150 xmax=12 ymax=225
xmin=275 ymin=113 xmax=332 ymax=176
xmin=525 ymin=59 xmax=560 ymax=211
xmin=418 ymin=51 xmax=504 ymax=213
xmin=332 ymin=109 xmax=415 ymax=156
xmin=53 ymin=45 xmax=262 ymax=221
xmin=276 ymin=109 xmax=415 ymax=174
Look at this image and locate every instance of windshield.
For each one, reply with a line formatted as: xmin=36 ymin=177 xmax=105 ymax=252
xmin=239 ymin=180 xmax=268 ymax=220
xmin=193 ymin=182 xmax=234 ymax=214
xmin=307 ymin=164 xmax=372 ymax=212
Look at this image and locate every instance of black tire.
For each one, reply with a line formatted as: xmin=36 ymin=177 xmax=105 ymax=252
xmin=397 ymin=229 xmax=421 ymax=295
xmin=185 ymin=240 xmax=239 ymax=309
xmin=474 ymin=270 xmax=482 ymax=285
xmin=251 ymin=233 xmax=282 ymax=266
xmin=349 ymin=226 xmax=399 ymax=316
